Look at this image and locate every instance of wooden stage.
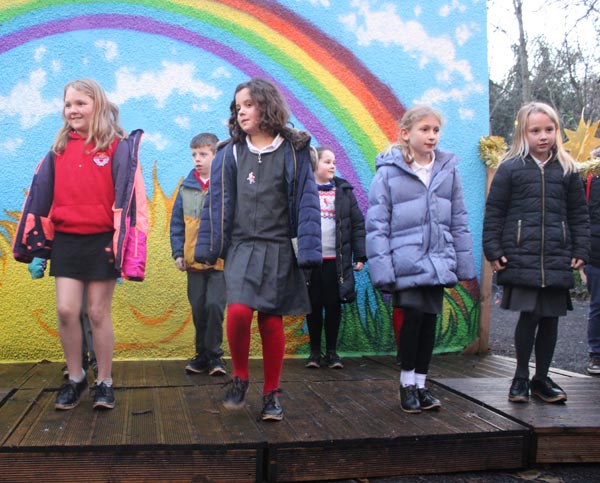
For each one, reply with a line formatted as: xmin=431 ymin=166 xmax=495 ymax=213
xmin=0 ymin=354 xmax=599 ymax=482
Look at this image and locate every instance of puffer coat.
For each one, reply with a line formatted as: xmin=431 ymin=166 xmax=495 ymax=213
xmin=483 ymin=154 xmax=590 ymax=288
xmin=366 ymin=147 xmax=475 ymax=292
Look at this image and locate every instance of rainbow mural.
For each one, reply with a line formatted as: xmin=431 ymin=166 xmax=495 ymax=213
xmin=0 ymin=0 xmax=489 ymax=361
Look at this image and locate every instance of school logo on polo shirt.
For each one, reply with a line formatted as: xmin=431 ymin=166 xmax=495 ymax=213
xmin=93 ymin=152 xmax=110 ymax=167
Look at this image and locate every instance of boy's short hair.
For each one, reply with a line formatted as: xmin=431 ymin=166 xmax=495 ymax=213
xmin=190 ymin=133 xmax=219 ymax=153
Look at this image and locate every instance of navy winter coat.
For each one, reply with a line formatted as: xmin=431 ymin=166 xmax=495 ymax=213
xmin=483 ymin=155 xmax=590 ymax=289
xmin=309 ymin=176 xmax=366 ymax=303
xmin=366 ymin=147 xmax=475 ymax=292
xmin=195 ymin=134 xmax=322 ymax=268
xmin=586 ymin=175 xmax=600 ymax=268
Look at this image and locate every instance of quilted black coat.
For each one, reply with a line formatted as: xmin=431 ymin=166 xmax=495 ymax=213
xmin=483 ymin=155 xmax=590 ymax=289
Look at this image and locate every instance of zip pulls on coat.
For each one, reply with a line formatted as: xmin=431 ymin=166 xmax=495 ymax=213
xmin=540 ymin=164 xmax=546 ymax=287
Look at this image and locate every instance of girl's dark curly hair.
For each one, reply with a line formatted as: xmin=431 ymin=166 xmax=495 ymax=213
xmin=229 ymin=77 xmax=300 ymax=144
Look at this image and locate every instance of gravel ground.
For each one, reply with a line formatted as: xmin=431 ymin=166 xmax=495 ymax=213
xmin=331 ymin=295 xmax=600 ymax=483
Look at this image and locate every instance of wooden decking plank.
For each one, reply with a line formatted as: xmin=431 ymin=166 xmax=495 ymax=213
xmin=0 ymin=388 xmax=43 ymax=446
xmin=12 ymin=390 xmax=73 ymax=447
xmin=161 ymin=359 xmax=198 ymax=386
xmin=0 ymin=362 xmax=37 ymax=388
xmin=127 ymin=387 xmax=160 ymax=444
xmin=207 ymin=383 xmax=265 ymax=445
xmin=181 ymin=384 xmax=233 ymax=443
xmin=437 ymin=377 xmax=600 ymax=463
xmin=91 ymin=387 xmax=130 ymax=446
xmin=154 ymin=386 xmax=194 ymax=444
xmin=307 ymin=379 xmax=430 ymax=438
xmin=19 ymin=361 xmax=63 ymax=389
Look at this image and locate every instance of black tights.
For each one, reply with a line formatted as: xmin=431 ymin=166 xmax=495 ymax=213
xmin=399 ymin=307 xmax=437 ymax=374
xmin=306 ymin=260 xmax=342 ymax=354
xmin=514 ymin=311 xmax=559 ymax=380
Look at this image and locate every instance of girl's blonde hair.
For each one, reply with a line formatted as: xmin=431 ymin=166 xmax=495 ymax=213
xmin=502 ymin=101 xmax=576 ymax=175
xmin=388 ymin=105 xmax=443 ymax=164
xmin=52 ymin=78 xmax=126 ymax=154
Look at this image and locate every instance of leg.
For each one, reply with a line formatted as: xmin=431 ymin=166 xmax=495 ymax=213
xmin=398 ymin=307 xmax=423 ymax=413
xmin=585 ymin=265 xmax=600 ymax=373
xmin=514 ymin=311 xmax=539 ymax=379
xmin=258 ymin=312 xmax=285 ymax=421
xmin=393 ymin=307 xmax=404 ymax=364
xmin=306 ymin=267 xmax=324 ymax=355
xmin=533 ymin=316 xmax=559 ymax=379
xmin=322 ymin=260 xmax=342 ymax=354
xmin=414 ymin=312 xmax=437 ymax=377
xmin=80 ymin=285 xmax=96 ymax=373
xmin=54 ymin=277 xmax=88 ymax=410
xmin=226 ymin=303 xmax=253 ymax=381
xmin=187 ymin=272 xmax=208 ymax=358
xmin=55 ymin=277 xmax=85 ymax=380
xmin=86 ymin=279 xmax=117 ymax=382
xmin=204 ymin=271 xmax=226 ymax=360
xmin=258 ymin=312 xmax=285 ymax=395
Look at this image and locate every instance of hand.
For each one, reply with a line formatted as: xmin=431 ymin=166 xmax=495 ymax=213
xmin=28 ymin=258 xmax=47 ymax=279
xmin=353 ymin=261 xmax=364 ymax=272
xmin=490 ymin=256 xmax=507 ymax=272
xmin=175 ymin=257 xmax=187 ymax=271
xmin=571 ymin=258 xmax=585 ymax=270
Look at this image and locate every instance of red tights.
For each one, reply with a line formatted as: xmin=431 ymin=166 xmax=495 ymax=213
xmin=393 ymin=307 xmax=404 ymax=349
xmin=226 ymin=303 xmax=285 ymax=395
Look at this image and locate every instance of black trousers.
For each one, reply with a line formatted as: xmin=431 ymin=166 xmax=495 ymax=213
xmin=306 ymin=260 xmax=341 ymax=354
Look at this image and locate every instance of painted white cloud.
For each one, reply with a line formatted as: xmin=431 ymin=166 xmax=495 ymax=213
xmin=192 ymin=103 xmax=210 ymax=112
xmin=339 ymin=0 xmax=473 ymax=82
xmin=458 ymin=107 xmax=475 ymax=120
xmin=174 ymin=116 xmax=190 ymax=130
xmin=95 ymin=40 xmax=119 ymax=61
xmin=413 ymin=83 xmax=484 ymax=105
xmin=108 ymin=62 xmax=222 ymax=108
xmin=51 ymin=60 xmax=61 ymax=72
xmin=143 ymin=132 xmax=169 ymax=151
xmin=34 ymin=46 xmax=46 ymax=62
xmin=1 ymin=138 xmax=24 ymax=153
xmin=0 ymin=69 xmax=62 ymax=129
xmin=440 ymin=0 xmax=467 ymax=17
xmin=211 ymin=66 xmax=232 ymax=79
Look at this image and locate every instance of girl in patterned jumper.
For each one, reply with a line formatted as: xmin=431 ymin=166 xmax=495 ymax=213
xmin=195 ymin=78 xmax=321 ymax=421
xmin=305 ymin=146 xmax=366 ymax=369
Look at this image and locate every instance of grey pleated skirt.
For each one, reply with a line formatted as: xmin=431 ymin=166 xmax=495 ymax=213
xmin=500 ymin=285 xmax=572 ymax=317
xmin=224 ymin=238 xmax=310 ymax=315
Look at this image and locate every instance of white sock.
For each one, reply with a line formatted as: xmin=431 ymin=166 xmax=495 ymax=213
xmin=400 ymin=369 xmax=415 ymax=387
xmin=69 ymin=369 xmax=86 ymax=383
xmin=98 ymin=378 xmax=113 ymax=387
xmin=415 ymin=373 xmax=427 ymax=389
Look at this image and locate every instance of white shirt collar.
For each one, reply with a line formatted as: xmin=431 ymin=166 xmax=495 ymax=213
xmin=245 ymin=133 xmax=284 ymax=155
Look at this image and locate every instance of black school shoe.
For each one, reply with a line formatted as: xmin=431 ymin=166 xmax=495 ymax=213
xmin=418 ymin=387 xmax=441 ymax=410
xmin=261 ymin=389 xmax=284 ymax=421
xmin=223 ymin=376 xmax=249 ymax=410
xmin=508 ymin=377 xmax=530 ymax=403
xmin=305 ymin=352 xmax=321 ymax=368
xmin=531 ymin=376 xmax=567 ymax=403
xmin=92 ymin=382 xmax=116 ymax=409
xmin=324 ymin=352 xmax=344 ymax=369
xmin=55 ymin=378 xmax=89 ymax=410
xmin=399 ymin=384 xmax=421 ymax=413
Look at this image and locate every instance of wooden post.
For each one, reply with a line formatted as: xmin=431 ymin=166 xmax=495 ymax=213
xmin=463 ymin=166 xmax=496 ymax=355
xmin=478 ymin=167 xmax=496 ymax=353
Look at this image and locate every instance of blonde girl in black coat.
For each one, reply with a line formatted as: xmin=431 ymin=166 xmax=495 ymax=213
xmin=483 ymin=102 xmax=589 ymax=404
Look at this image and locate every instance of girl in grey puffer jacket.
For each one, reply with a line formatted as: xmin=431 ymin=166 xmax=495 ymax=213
xmin=366 ymin=105 xmax=475 ymax=414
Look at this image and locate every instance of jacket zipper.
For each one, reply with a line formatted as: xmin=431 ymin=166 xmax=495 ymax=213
xmin=562 ymin=220 xmax=567 ymax=246
xmin=517 ymin=220 xmax=522 ymax=245
xmin=540 ymin=167 xmax=546 ymax=287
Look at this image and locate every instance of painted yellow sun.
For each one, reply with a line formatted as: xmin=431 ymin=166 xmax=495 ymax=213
xmin=0 ymin=166 xmax=308 ymax=362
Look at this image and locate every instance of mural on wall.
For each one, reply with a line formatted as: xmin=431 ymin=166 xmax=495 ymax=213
xmin=0 ymin=0 xmax=488 ymax=361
